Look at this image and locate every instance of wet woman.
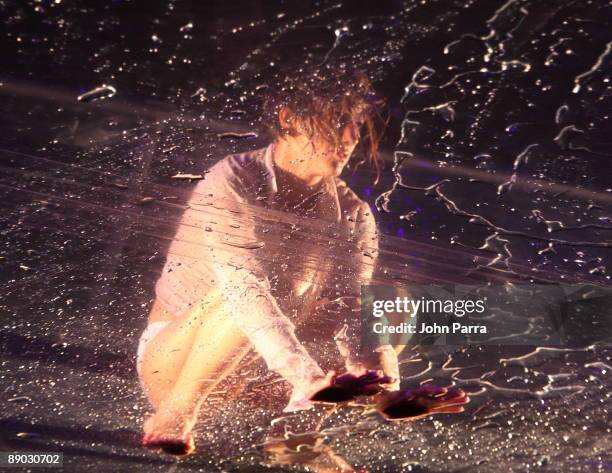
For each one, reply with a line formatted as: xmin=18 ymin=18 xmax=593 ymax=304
xmin=137 ymin=68 xmax=468 ymax=455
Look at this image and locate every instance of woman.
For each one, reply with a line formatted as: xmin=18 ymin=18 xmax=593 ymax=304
xmin=137 ymin=68 xmax=468 ymax=455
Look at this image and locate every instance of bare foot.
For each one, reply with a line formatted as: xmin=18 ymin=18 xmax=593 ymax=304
xmin=142 ymin=409 xmax=196 ymax=455
xmin=376 ymin=385 xmax=470 ymax=421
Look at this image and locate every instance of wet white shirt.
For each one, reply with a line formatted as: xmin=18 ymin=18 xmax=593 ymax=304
xmin=155 ymin=144 xmax=382 ymax=404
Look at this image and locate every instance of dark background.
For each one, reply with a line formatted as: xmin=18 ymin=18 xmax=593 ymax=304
xmin=1 ymin=1 xmax=610 ymax=471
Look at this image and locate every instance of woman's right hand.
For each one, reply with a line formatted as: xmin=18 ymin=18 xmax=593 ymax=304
xmin=308 ymin=370 xmax=395 ymax=404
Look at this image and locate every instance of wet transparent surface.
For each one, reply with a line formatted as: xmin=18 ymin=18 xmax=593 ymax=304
xmin=1 ymin=0 xmax=611 ymax=471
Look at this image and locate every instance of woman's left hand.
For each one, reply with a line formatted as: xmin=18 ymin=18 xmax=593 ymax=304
xmin=376 ymin=385 xmax=470 ymax=421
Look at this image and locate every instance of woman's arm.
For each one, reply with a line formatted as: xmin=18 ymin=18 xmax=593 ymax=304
xmin=185 ymin=162 xmax=326 ymax=393
xmin=321 ymin=198 xmax=402 ymax=388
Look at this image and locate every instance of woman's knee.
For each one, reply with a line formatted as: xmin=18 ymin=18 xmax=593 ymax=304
xmin=137 ymin=320 xmax=190 ymax=397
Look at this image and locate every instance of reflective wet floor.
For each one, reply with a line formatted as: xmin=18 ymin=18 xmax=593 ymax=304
xmin=1 ymin=0 xmax=611 ymax=471
xmin=2 ymin=344 xmax=610 ymax=471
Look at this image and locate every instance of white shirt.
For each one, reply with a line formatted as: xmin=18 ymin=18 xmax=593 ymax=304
xmin=155 ymin=144 xmax=379 ymax=396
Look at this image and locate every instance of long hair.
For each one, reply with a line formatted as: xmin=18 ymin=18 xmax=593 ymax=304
xmin=261 ymin=66 xmax=387 ymax=184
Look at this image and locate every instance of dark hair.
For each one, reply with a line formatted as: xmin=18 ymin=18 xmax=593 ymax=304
xmin=261 ymin=65 xmax=387 ymax=184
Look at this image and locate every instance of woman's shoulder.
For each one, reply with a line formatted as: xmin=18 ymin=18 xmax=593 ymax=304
xmin=333 ymin=177 xmax=376 ymax=230
xmin=334 ymin=177 xmax=368 ymax=211
xmin=200 ymin=147 xmax=270 ymax=196
xmin=209 ymin=147 xmax=267 ymax=178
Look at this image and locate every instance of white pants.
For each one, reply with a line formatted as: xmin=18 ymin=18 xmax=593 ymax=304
xmin=136 ymin=320 xmax=171 ymax=383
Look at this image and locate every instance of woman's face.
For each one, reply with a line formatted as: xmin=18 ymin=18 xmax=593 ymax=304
xmin=287 ymin=114 xmax=364 ymax=179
